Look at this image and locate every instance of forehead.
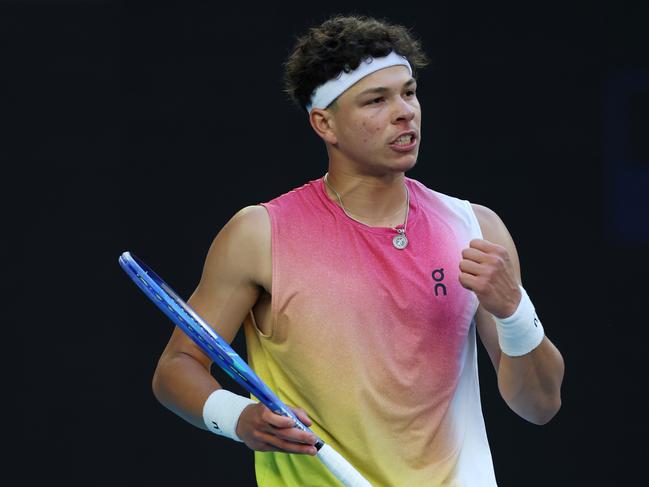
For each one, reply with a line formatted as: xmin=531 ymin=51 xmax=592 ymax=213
xmin=342 ymin=65 xmax=413 ymax=98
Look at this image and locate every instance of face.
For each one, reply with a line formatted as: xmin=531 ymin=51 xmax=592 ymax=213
xmin=323 ymin=65 xmax=421 ymax=176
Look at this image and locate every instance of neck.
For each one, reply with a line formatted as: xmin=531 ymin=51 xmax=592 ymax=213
xmin=323 ymin=169 xmax=408 ymax=227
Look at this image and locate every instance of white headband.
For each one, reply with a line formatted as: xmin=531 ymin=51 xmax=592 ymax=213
xmin=306 ymin=51 xmax=412 ymax=113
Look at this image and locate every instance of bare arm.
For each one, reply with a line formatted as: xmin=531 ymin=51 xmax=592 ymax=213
xmin=151 ymin=205 xmax=318 ymax=455
xmin=463 ymin=204 xmax=565 ymax=425
xmin=151 ymin=205 xmax=267 ymax=429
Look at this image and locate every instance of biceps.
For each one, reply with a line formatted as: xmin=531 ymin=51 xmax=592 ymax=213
xmin=187 ymin=276 xmax=260 ymax=345
xmin=159 ymin=278 xmax=260 ymax=370
xmin=161 ymin=207 xmax=267 ymax=363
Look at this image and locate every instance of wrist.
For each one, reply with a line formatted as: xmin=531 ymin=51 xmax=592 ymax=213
xmin=494 ymin=285 xmax=545 ymax=357
xmin=202 ymin=389 xmax=256 ymax=442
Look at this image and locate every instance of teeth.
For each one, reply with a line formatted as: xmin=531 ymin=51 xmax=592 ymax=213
xmin=394 ymin=134 xmax=413 ymax=145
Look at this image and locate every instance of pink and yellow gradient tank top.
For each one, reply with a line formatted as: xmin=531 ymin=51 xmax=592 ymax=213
xmin=242 ymin=176 xmax=497 ymax=487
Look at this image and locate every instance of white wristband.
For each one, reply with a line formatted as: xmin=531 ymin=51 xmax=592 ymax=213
xmin=494 ymin=285 xmax=545 ymax=357
xmin=202 ymin=389 xmax=256 ymax=442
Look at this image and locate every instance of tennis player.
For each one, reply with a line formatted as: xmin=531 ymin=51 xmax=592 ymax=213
xmin=152 ymin=15 xmax=565 ymax=486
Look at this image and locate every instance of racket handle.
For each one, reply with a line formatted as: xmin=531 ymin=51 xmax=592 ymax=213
xmin=316 ymin=444 xmax=373 ymax=487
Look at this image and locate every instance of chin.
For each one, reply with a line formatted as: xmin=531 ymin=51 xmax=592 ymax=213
xmin=364 ymin=153 xmax=419 ymax=176
xmin=398 ymin=154 xmax=419 ymax=172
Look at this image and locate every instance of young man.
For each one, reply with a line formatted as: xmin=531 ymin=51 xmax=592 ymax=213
xmin=152 ymin=15 xmax=565 ymax=486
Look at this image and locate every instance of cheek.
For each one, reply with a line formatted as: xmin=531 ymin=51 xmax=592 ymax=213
xmin=358 ymin=121 xmax=382 ymax=144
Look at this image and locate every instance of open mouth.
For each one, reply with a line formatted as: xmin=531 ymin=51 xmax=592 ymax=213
xmin=392 ymin=133 xmax=415 ymax=146
xmin=389 ymin=132 xmax=417 ymax=151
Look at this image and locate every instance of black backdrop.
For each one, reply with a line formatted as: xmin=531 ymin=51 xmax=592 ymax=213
xmin=8 ymin=1 xmax=648 ymax=486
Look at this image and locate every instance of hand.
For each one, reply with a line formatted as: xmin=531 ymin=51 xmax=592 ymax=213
xmin=236 ymin=403 xmax=318 ymax=456
xmin=459 ymin=238 xmax=521 ymax=319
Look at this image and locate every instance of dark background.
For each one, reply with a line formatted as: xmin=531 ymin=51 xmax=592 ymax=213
xmin=8 ymin=1 xmax=648 ymax=485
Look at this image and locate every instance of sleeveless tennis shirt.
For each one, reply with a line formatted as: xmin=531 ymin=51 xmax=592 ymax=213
xmin=242 ymin=176 xmax=497 ymax=487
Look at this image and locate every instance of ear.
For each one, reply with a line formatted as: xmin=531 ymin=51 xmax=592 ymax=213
xmin=308 ymin=108 xmax=338 ymax=145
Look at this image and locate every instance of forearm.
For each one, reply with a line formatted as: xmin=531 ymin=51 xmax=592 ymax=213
xmin=497 ymin=336 xmax=564 ymax=425
xmin=152 ymin=352 xmax=222 ymax=430
xmin=152 ymin=352 xmax=318 ymax=455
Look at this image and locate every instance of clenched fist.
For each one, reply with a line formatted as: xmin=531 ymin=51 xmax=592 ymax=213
xmin=458 ymin=238 xmax=521 ymax=319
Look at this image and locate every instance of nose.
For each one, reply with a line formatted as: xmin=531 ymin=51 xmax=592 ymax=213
xmin=392 ymin=96 xmax=416 ymax=124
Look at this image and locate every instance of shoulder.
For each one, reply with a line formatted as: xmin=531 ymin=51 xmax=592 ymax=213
xmin=222 ymin=205 xmax=270 ymax=255
xmin=470 ymin=204 xmax=520 ymax=272
xmin=262 ymin=180 xmax=323 ymax=221
xmin=408 ymin=178 xmax=473 ymax=219
xmin=203 ymin=205 xmax=270 ymax=288
xmin=470 ymin=203 xmax=521 ymax=279
xmin=470 ymin=203 xmax=509 ymax=245
xmin=230 ymin=204 xmax=270 ymax=230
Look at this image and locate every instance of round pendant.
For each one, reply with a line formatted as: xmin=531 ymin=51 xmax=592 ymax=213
xmin=392 ymin=233 xmax=408 ymax=250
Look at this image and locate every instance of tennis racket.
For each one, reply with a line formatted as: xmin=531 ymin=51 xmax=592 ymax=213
xmin=119 ymin=251 xmax=372 ymax=487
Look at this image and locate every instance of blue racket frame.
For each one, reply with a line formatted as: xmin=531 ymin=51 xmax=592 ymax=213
xmin=119 ymin=251 xmax=317 ymax=440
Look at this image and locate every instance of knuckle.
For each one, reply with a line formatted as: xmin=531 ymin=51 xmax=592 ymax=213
xmin=261 ymin=411 xmax=275 ymax=425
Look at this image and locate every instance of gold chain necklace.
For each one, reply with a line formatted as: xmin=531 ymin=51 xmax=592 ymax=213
xmin=323 ymin=172 xmax=409 ymax=250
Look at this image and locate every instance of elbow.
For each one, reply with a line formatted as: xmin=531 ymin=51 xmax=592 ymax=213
xmin=525 ymin=395 xmax=562 ymax=425
xmin=151 ymin=368 xmax=162 ymax=402
xmin=151 ymin=357 xmax=169 ymax=405
xmin=502 ymin=384 xmax=563 ymax=425
xmin=151 ymin=364 xmax=163 ymax=403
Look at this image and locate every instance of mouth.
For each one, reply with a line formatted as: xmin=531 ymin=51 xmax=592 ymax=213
xmin=389 ymin=132 xmax=418 ymax=152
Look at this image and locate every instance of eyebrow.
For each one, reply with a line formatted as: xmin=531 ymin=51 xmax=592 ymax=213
xmin=355 ymin=78 xmax=417 ymax=99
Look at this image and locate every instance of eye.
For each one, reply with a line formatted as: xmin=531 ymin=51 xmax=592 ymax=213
xmin=404 ymin=89 xmax=416 ymax=97
xmin=367 ymin=97 xmax=384 ymax=105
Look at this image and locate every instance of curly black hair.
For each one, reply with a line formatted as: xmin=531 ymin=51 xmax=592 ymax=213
xmin=283 ymin=15 xmax=429 ymax=112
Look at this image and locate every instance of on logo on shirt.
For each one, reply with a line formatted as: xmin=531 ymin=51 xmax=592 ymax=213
xmin=432 ymin=268 xmax=447 ymax=296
